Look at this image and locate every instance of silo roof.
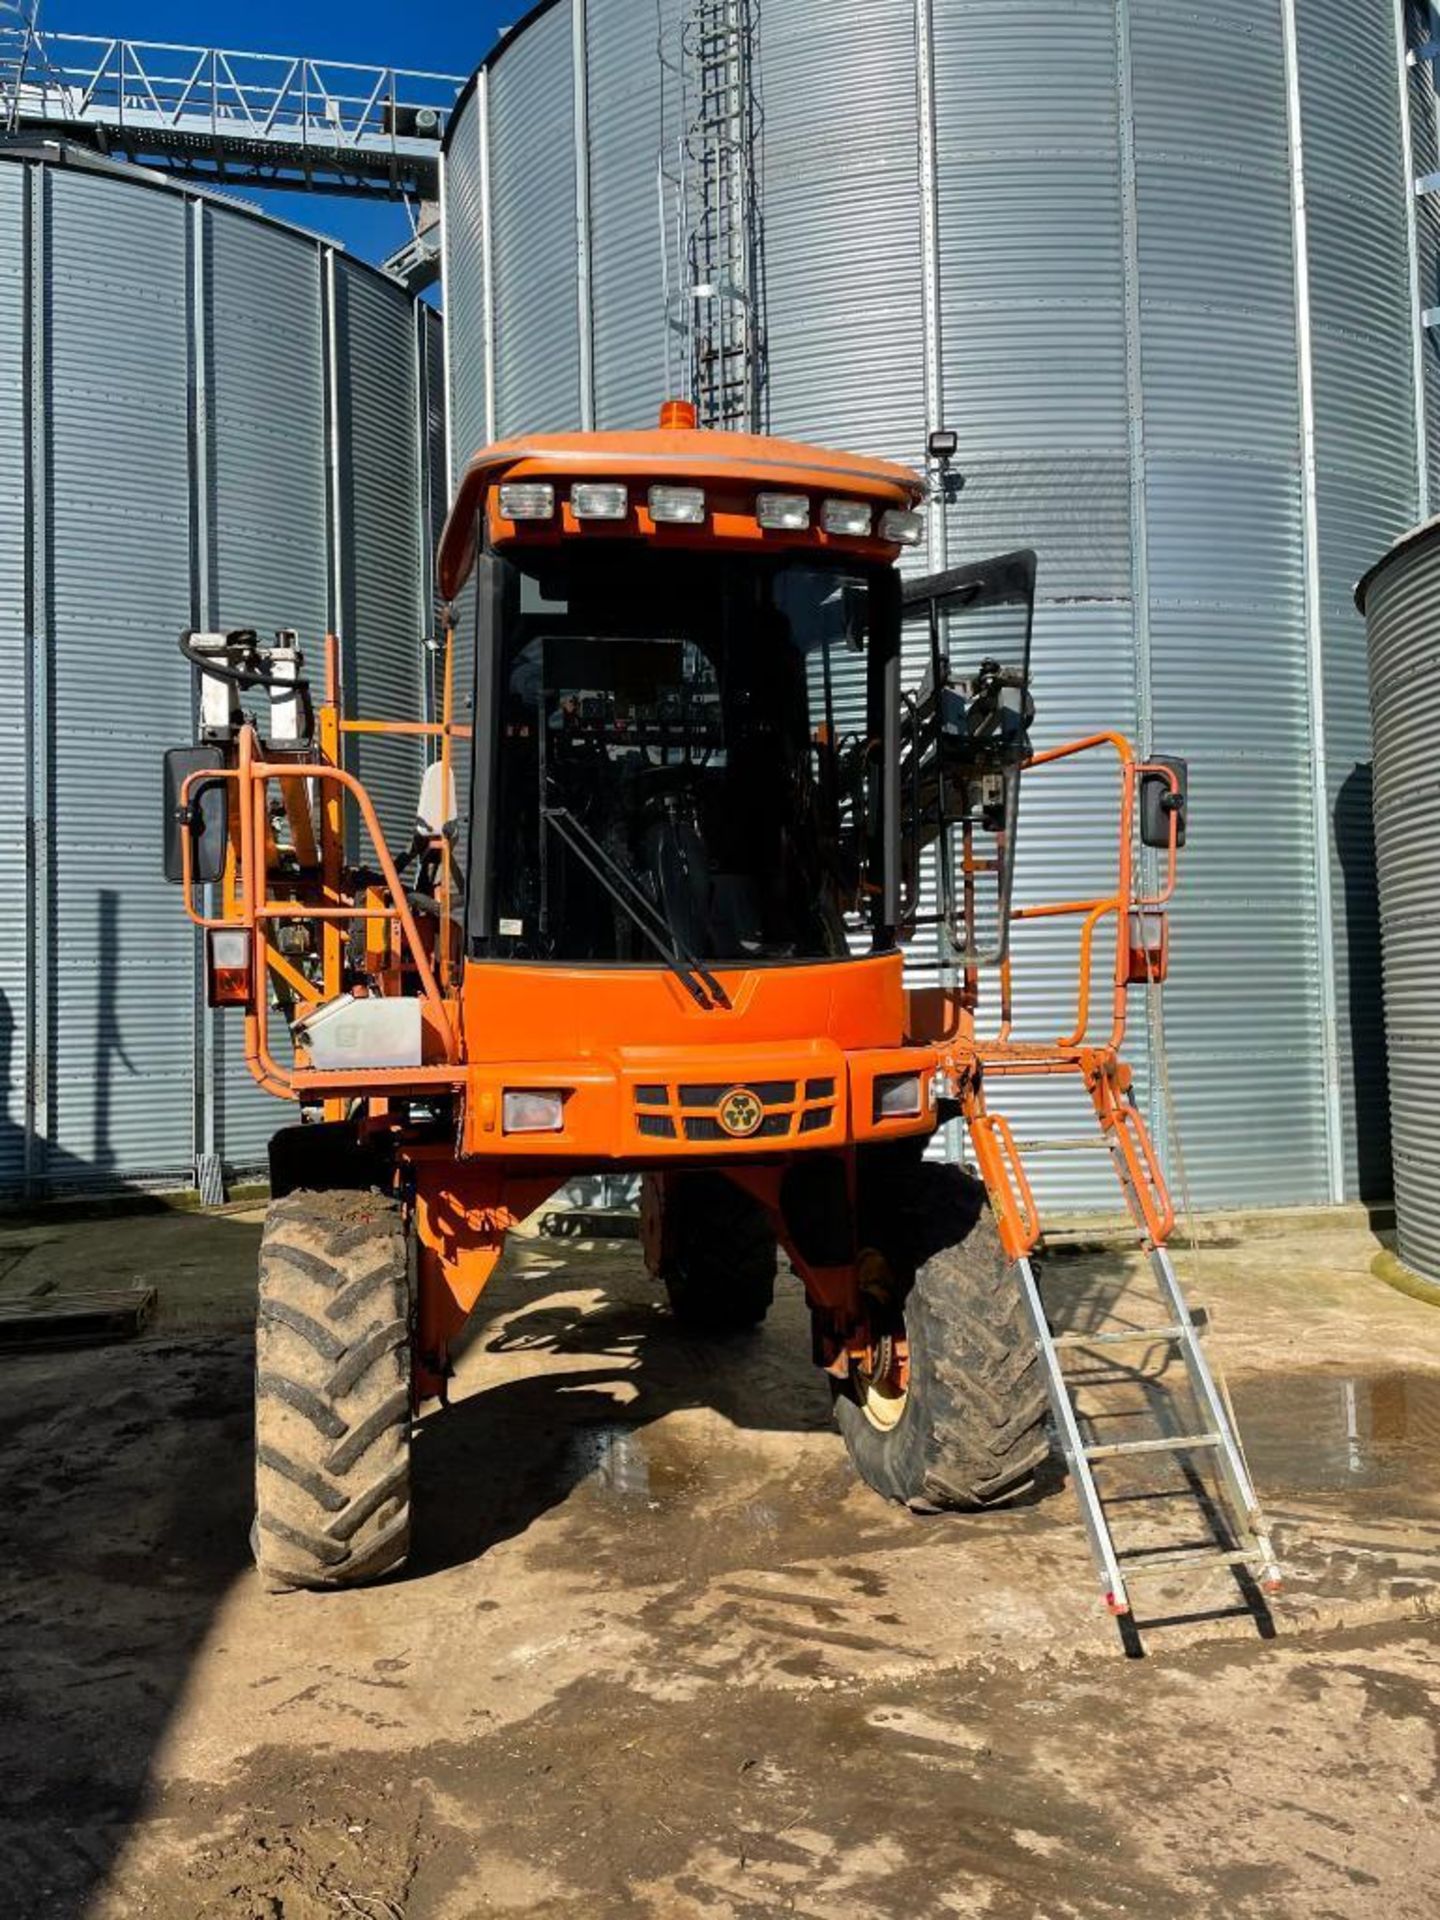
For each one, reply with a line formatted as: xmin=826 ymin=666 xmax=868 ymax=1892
xmin=0 ymin=135 xmax=411 ymax=294
xmin=440 ymin=0 xmax=569 ymax=152
xmin=1355 ymin=516 xmax=1440 ymax=614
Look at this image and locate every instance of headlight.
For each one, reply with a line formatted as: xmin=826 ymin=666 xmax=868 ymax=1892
xmin=502 ymin=1088 xmax=566 ymax=1133
xmin=821 ymin=497 xmax=873 ymax=537
xmin=873 ymin=1071 xmax=922 ymax=1121
xmin=756 ymin=491 xmax=810 ymax=530
xmin=571 ymin=483 xmax=629 ymax=520
xmin=880 ymin=508 xmax=924 ymax=546
xmin=498 ymin=482 xmax=554 ymax=520
xmin=648 ymin=484 xmax=705 ymax=524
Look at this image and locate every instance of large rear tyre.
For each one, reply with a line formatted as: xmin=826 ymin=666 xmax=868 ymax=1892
xmin=834 ymin=1159 xmax=1050 ymax=1511
xmin=659 ymin=1173 xmax=778 ymax=1335
xmin=254 ymin=1187 xmax=412 ymax=1590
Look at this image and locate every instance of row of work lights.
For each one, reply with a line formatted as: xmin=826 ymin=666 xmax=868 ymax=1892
xmin=497 ymin=480 xmax=924 ymax=545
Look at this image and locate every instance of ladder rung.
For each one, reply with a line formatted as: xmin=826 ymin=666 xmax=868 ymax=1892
xmin=1117 ymin=1545 xmax=1261 ymax=1576
xmin=1012 ymin=1136 xmax=1110 ymax=1153
xmin=1052 ymin=1324 xmax=1184 ymax=1349
xmin=1083 ymin=1432 xmax=1220 ymax=1460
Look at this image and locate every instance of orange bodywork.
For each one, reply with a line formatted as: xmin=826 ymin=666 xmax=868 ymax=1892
xmin=436 ymin=418 xmax=925 ymax=599
xmin=176 ymin=410 xmax=1184 ymax=1402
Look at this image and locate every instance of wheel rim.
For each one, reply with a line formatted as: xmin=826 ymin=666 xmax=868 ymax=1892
xmin=851 ymin=1248 xmax=909 ymax=1432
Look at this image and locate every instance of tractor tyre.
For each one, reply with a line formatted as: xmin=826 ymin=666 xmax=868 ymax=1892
xmin=253 ymin=1186 xmax=412 ymax=1591
xmin=661 ymin=1173 xmax=778 ymax=1335
xmin=834 ymin=1158 xmax=1050 ymax=1511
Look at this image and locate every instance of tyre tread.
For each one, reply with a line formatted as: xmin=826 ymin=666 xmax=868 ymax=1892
xmin=837 ymin=1161 xmax=1051 ymax=1511
xmin=254 ymin=1187 xmax=411 ymax=1591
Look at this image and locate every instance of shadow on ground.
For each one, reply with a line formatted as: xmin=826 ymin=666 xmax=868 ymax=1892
xmin=0 ymin=1271 xmax=256 ymax=1914
xmin=0 ymin=1224 xmax=845 ymax=1918
xmin=411 ymin=1240 xmax=868 ymax=1577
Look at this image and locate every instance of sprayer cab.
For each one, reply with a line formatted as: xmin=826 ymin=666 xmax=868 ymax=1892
xmin=438 ymin=401 xmax=1039 ymax=991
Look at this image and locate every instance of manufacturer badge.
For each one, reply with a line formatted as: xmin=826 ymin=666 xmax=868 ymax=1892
xmin=717 ymin=1087 xmax=764 ymax=1137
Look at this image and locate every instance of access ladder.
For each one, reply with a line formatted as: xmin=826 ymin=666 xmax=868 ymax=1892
xmin=970 ymin=1049 xmax=1282 ymax=1620
xmin=956 ymin=727 xmax=1281 ymax=1620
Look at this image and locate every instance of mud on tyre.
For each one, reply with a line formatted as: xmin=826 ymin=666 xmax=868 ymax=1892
xmin=254 ymin=1187 xmax=412 ymax=1590
xmin=834 ymin=1158 xmax=1050 ymax=1511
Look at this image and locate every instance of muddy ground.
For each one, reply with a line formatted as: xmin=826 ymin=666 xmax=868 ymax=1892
xmin=0 ymin=1202 xmax=1438 ymax=1917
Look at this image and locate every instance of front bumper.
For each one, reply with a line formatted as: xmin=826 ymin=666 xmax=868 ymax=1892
xmin=456 ymin=1042 xmax=939 ymax=1159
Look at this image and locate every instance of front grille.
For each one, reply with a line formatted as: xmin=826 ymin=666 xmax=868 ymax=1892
xmin=631 ymin=1075 xmax=838 ymax=1146
xmin=677 ymin=1080 xmax=796 ymax=1107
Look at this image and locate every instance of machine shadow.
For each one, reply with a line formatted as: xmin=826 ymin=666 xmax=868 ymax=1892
xmin=0 ymin=1249 xmax=257 ymax=1920
xmin=406 ymin=1236 xmax=842 ymax=1577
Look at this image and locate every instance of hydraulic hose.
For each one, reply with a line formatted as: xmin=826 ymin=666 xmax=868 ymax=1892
xmin=178 ymin=628 xmax=312 ymax=696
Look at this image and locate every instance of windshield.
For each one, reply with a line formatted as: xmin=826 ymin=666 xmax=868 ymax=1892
xmin=474 ymin=545 xmax=887 ymax=965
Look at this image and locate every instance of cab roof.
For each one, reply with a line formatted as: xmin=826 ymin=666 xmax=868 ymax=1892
xmin=436 ymin=422 xmax=925 ymax=601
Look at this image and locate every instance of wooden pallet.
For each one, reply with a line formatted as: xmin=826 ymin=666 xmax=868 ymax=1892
xmin=0 ymin=1284 xmax=157 ymax=1350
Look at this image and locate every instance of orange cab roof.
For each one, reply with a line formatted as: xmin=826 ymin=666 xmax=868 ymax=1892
xmin=436 ymin=422 xmax=925 ymax=601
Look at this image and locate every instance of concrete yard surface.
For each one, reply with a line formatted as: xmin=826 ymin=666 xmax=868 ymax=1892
xmin=0 ymin=1201 xmax=1437 ymax=1917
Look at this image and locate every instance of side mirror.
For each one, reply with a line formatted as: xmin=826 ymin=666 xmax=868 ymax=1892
xmin=1139 ymin=755 xmax=1188 ymax=851
xmin=163 ymin=745 xmax=229 ymax=884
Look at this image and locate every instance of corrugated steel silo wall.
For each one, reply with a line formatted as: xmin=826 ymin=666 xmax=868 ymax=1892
xmin=0 ymin=163 xmax=25 ymax=1191
xmin=1406 ymin=2 xmax=1440 ymax=499
xmin=1365 ymin=530 xmax=1440 ymax=1279
xmin=46 ymin=168 xmax=197 ymax=1182
xmin=491 ymin=0 xmax=581 ymax=434
xmin=928 ymin=3 xmax=1144 ymax=1204
xmin=441 ymin=0 xmax=1426 ymax=1208
xmin=1299 ymin=0 xmax=1422 ymax=1201
xmin=590 ymin=0 xmax=681 ymax=427
xmin=203 ymin=209 xmax=333 ymax=1169
xmin=761 ymin=0 xmax=924 ymax=468
xmin=0 ymin=152 xmax=439 ymax=1198
xmin=1131 ymin=0 xmax=1327 ymax=1202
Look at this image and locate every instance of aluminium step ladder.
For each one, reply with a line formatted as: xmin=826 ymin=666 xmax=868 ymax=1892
xmin=1016 ymin=1242 xmax=1282 ymax=1617
xmin=985 ymin=1082 xmax=1282 ymax=1620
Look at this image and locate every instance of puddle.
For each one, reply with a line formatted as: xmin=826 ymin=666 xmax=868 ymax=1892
xmin=564 ymin=1422 xmax=708 ymax=1508
xmin=1230 ymin=1371 xmax=1440 ymax=1496
xmin=536 ymin=1417 xmax=898 ymax=1582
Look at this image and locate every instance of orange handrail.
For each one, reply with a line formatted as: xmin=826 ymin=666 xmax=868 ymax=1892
xmin=249 ymin=750 xmax=454 ymax=1047
xmin=993 ymin=733 xmax=1183 ymax=1055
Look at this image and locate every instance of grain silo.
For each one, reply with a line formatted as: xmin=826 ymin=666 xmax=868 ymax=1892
xmin=1357 ymin=521 xmax=1440 ymax=1286
xmin=438 ymin=0 xmax=1434 ymax=1212
xmin=0 ymin=142 xmax=446 ymax=1200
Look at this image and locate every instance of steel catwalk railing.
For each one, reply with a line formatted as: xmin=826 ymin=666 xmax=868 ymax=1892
xmin=9 ymin=32 xmax=465 ymax=193
xmin=0 ymin=0 xmax=40 ymax=132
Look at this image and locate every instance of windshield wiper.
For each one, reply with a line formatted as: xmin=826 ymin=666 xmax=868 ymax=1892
xmin=541 ymin=806 xmax=730 ymax=1010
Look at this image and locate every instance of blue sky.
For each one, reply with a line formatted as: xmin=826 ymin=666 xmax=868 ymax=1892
xmin=42 ymin=0 xmax=513 ymax=263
